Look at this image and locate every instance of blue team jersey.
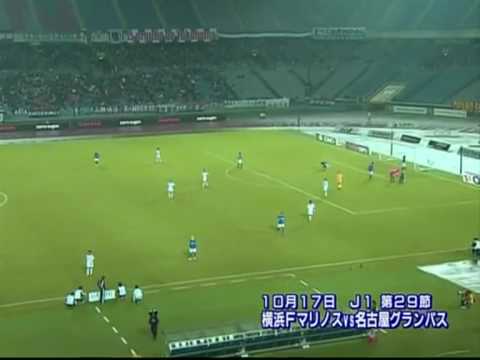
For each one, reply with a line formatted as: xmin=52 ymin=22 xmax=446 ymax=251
xmin=368 ymin=163 xmax=374 ymax=171
xmin=94 ymin=152 xmax=100 ymax=159
xmin=189 ymin=240 xmax=197 ymax=249
xmin=277 ymin=215 xmax=285 ymax=225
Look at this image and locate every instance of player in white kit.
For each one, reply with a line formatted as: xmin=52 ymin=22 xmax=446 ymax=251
xmin=307 ymin=200 xmax=316 ymax=222
xmin=167 ymin=179 xmax=175 ymax=199
xmin=155 ymin=147 xmax=161 ymax=163
xmin=85 ymin=250 xmax=95 ymax=276
xmin=322 ymin=178 xmax=329 ymax=198
xmin=202 ymin=168 xmax=209 ymax=189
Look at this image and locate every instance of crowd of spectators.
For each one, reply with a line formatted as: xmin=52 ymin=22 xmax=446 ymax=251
xmin=0 ymin=42 xmax=236 ymax=117
xmin=0 ymin=39 xmax=477 ymax=118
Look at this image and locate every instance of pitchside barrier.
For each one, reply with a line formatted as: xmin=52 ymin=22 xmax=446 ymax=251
xmin=0 ymin=113 xmax=227 ymax=133
xmin=167 ymin=325 xmax=366 ymax=357
xmin=390 ymin=104 xmax=468 ymax=118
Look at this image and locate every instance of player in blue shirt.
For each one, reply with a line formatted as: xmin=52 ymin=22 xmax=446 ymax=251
xmin=368 ymin=161 xmax=374 ymax=180
xmin=276 ymin=212 xmax=286 ymax=234
xmin=94 ymin=152 xmax=100 ymax=166
xmin=188 ymin=235 xmax=198 ymax=261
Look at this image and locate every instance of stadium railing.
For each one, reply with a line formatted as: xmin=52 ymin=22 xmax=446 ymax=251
xmin=167 ymin=325 xmax=366 ymax=357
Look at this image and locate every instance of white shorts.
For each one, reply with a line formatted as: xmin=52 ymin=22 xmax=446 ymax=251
xmin=238 ymin=159 xmax=243 ymax=165
xmin=308 ymin=210 xmax=314 ymax=216
xmin=94 ymin=159 xmax=99 ymax=163
xmin=189 ymin=248 xmax=197 ymax=255
xmin=368 ymin=170 xmax=373 ymax=176
xmin=277 ymin=223 xmax=285 ymax=229
xmin=323 ymin=187 xmax=329 ymax=192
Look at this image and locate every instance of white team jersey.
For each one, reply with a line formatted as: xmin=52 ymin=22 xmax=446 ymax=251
xmin=86 ymin=254 xmax=94 ymax=267
xmin=74 ymin=289 xmax=84 ymax=300
xmin=167 ymin=182 xmax=175 ymax=192
xmin=323 ymin=181 xmax=329 ymax=190
xmin=474 ymin=241 xmax=480 ymax=250
xmin=66 ymin=294 xmax=75 ymax=305
xmin=118 ymin=286 xmax=127 ymax=297
xmin=156 ymin=150 xmax=161 ymax=158
xmin=202 ymin=172 xmax=208 ymax=182
xmin=133 ymin=288 xmax=143 ymax=300
xmin=307 ymin=203 xmax=316 ymax=215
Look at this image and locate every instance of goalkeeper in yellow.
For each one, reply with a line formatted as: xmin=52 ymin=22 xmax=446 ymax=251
xmin=336 ymin=171 xmax=344 ymax=190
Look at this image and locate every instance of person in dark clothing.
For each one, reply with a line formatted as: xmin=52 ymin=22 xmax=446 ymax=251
xmin=97 ymin=275 xmax=106 ymax=304
xmin=148 ymin=310 xmax=159 ymax=340
xmin=472 ymin=237 xmax=480 ymax=264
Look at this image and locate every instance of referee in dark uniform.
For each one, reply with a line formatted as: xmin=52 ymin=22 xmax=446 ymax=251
xmin=148 ymin=309 xmax=159 ymax=340
xmin=97 ymin=275 xmax=106 ymax=304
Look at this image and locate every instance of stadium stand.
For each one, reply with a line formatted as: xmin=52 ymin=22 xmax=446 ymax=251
xmin=0 ymin=0 xmax=479 ymax=33
xmin=0 ymin=38 xmax=478 ymax=119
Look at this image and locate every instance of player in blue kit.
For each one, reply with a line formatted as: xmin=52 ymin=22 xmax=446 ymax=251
xmin=368 ymin=161 xmax=374 ymax=180
xmin=94 ymin=152 xmax=100 ymax=166
xmin=188 ymin=235 xmax=198 ymax=261
xmin=276 ymin=212 xmax=286 ymax=234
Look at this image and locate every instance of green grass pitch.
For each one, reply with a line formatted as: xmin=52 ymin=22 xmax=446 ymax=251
xmin=0 ymin=129 xmax=479 ymax=357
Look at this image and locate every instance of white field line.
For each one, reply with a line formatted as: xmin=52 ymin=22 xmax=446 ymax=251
xmin=249 ymin=167 xmax=356 ymax=215
xmin=334 ymin=156 xmax=479 ymax=192
xmin=357 ymin=207 xmax=409 ymax=215
xmin=312 ymin=288 xmax=321 ymax=293
xmin=207 ymin=151 xmax=356 ymax=215
xmin=199 ymin=282 xmax=217 ymax=287
xmin=370 ymin=155 xmax=480 ymax=191
xmin=141 ymin=247 xmax=465 ymax=291
xmin=94 ymin=306 xmax=137 ymax=357
xmin=167 ymin=286 xmax=192 ymax=292
xmin=0 ymin=192 xmax=8 ymax=207
xmin=0 ymin=248 xmax=467 ymax=309
xmin=130 ymin=349 xmax=139 ymax=357
xmin=229 ymin=279 xmax=247 ymax=284
xmin=331 ymin=160 xmax=387 ymax=180
xmin=300 ymin=280 xmax=309 ymax=287
xmin=225 ymin=167 xmax=282 ymax=189
xmin=419 ymin=170 xmax=480 ymax=191
xmin=357 ymin=199 xmax=479 ymax=215
xmin=434 ymin=349 xmax=470 ymax=357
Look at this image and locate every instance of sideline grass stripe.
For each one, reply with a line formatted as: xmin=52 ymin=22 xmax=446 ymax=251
xmin=0 ymin=247 xmax=466 ymax=309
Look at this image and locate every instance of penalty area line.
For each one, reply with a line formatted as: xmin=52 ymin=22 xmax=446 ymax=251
xmin=356 ymin=199 xmax=479 ymax=215
xmin=206 ymin=151 xmax=356 ymax=215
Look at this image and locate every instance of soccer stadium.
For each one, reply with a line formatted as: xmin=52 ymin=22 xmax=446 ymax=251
xmin=0 ymin=0 xmax=479 ymax=357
